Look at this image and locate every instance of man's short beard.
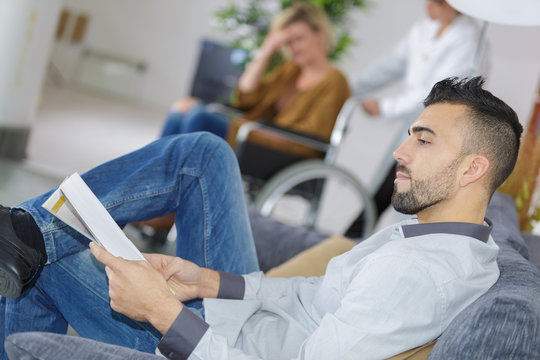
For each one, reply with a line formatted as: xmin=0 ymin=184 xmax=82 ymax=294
xmin=391 ymin=157 xmax=463 ymax=215
xmin=391 ymin=178 xmax=446 ymax=215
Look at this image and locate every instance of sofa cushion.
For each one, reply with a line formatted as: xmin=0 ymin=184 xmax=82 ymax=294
xmin=522 ymin=232 xmax=540 ymax=270
xmin=486 ymin=192 xmax=529 ymax=258
xmin=248 ymin=205 xmax=327 ymax=272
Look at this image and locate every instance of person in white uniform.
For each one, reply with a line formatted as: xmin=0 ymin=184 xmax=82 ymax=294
xmin=345 ymin=0 xmax=489 ymax=237
xmin=0 ymin=77 xmax=523 ymax=360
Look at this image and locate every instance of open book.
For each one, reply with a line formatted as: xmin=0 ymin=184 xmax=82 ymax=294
xmin=42 ymin=173 xmax=145 ymax=261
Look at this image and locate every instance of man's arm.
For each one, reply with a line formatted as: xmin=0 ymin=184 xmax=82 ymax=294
xmin=351 ymin=34 xmax=409 ymax=98
xmin=90 ymin=242 xmax=451 ymax=360
xmin=180 ymin=255 xmax=443 ymax=360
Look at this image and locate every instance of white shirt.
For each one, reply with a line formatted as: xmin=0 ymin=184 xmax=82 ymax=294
xmin=159 ymin=219 xmax=499 ymax=360
xmin=352 ymin=15 xmax=489 ymax=122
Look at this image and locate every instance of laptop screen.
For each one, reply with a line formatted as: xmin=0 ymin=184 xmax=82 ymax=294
xmin=189 ymin=39 xmax=248 ymax=104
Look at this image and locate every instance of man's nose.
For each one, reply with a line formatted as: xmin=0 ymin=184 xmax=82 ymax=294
xmin=393 ymin=140 xmax=410 ymax=164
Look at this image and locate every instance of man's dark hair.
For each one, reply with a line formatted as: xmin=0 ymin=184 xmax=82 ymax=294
xmin=424 ymin=77 xmax=523 ymax=195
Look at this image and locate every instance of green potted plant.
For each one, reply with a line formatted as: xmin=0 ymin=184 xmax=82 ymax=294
xmin=213 ymin=0 xmax=369 ymax=68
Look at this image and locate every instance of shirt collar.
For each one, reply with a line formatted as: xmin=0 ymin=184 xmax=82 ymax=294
xmin=401 ymin=218 xmax=493 ymax=243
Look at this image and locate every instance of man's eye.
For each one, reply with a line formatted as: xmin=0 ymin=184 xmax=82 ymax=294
xmin=417 ymin=138 xmax=429 ymax=145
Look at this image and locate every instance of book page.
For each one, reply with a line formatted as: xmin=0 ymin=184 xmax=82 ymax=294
xmin=42 ymin=188 xmax=94 ymax=241
xmin=42 ymin=173 xmax=145 ymax=261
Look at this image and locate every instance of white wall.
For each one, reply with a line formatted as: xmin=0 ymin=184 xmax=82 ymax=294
xmin=56 ymin=0 xmax=540 ymax=118
xmin=52 ymin=0 xmax=540 ymax=188
xmin=58 ymin=0 xmax=229 ymax=108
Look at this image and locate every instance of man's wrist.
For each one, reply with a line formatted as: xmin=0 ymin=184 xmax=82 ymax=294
xmin=158 ymin=307 xmax=210 ymax=359
xmin=148 ymin=297 xmax=183 ymax=335
xmin=198 ymin=268 xmax=220 ymax=299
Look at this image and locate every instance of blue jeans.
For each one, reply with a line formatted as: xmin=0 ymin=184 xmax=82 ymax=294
xmin=160 ymin=105 xmax=229 ymax=139
xmin=0 ymin=133 xmax=259 ymax=360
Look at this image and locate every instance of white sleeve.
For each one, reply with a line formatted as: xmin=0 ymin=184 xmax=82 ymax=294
xmin=243 ymin=271 xmax=323 ymax=301
xmin=188 ymin=256 xmax=441 ymax=360
xmin=351 ymin=35 xmax=409 ymax=97
xmin=379 ymin=29 xmax=482 ymax=120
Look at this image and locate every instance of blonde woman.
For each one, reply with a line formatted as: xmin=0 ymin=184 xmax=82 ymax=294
xmin=162 ymin=2 xmax=350 ymax=156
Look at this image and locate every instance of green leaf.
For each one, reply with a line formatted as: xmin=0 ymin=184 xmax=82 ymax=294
xmin=213 ymin=0 xmax=371 ymax=69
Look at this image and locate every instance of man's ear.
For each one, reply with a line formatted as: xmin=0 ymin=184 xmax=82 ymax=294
xmin=460 ymin=155 xmax=489 ymax=187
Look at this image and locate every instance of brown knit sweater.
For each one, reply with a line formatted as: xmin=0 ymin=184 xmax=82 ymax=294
xmin=228 ymin=60 xmax=350 ymax=157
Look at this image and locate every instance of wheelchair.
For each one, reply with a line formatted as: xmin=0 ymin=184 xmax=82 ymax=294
xmin=132 ymin=40 xmax=376 ymax=252
xmin=208 ymin=97 xmax=377 ymax=238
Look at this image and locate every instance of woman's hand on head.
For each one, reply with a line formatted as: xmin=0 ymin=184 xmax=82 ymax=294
xmin=259 ymin=28 xmax=290 ymax=58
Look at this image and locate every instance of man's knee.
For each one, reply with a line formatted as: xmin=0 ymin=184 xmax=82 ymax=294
xmin=196 ymin=132 xmax=236 ymax=161
xmin=167 ymin=132 xmax=235 ymax=162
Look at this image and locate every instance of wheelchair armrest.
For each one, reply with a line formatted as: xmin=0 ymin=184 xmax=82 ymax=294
xmin=236 ymin=121 xmax=330 ymax=153
xmin=205 ymin=102 xmax=245 ymax=118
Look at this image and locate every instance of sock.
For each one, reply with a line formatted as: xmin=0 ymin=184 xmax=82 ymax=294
xmin=10 ymin=208 xmax=47 ymax=261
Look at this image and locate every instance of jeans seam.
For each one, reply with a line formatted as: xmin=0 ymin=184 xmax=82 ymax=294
xmin=102 ymin=185 xmax=177 ymax=210
xmin=199 ymin=175 xmax=209 ymax=268
xmin=193 ymin=137 xmax=225 ymax=270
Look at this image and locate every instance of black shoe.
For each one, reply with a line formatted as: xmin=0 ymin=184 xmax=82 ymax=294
xmin=0 ymin=206 xmax=45 ymax=298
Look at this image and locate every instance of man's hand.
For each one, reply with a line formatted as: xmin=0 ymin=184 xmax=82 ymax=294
xmin=362 ymin=98 xmax=381 ymax=116
xmin=90 ymin=242 xmax=182 ymax=335
xmin=144 ymin=253 xmax=220 ymax=301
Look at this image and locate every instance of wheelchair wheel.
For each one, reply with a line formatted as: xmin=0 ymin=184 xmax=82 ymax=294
xmin=253 ymin=160 xmax=376 ymax=238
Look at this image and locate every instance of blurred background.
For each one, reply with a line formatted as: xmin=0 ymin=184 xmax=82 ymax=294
xmin=1 ymin=0 xmax=539 ymax=234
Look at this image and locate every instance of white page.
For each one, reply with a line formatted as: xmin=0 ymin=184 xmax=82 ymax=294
xmin=42 ymin=188 xmax=94 ymax=241
xmin=42 ymin=173 xmax=145 ymax=261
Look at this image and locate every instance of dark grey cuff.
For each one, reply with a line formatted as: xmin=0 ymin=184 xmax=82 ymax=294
xmin=217 ymin=271 xmax=245 ymax=299
xmin=158 ymin=307 xmax=209 ymax=360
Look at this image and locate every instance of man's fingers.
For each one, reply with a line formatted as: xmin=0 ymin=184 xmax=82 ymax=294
xmin=163 ymin=258 xmax=189 ymax=279
xmin=104 ymin=265 xmax=112 ymax=277
xmin=89 ymin=242 xmax=119 ymax=268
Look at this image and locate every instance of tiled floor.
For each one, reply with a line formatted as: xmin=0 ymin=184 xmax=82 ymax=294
xmin=25 ymin=83 xmax=165 ymax=179
xmin=0 ymin=82 xmax=173 ymax=252
xmin=3 ymin=83 xmax=161 ymax=204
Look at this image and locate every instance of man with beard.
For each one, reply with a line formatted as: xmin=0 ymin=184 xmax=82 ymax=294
xmin=1 ymin=77 xmax=523 ymax=359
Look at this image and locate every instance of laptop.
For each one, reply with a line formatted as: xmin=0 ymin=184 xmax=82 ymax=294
xmin=189 ymin=39 xmax=248 ymax=104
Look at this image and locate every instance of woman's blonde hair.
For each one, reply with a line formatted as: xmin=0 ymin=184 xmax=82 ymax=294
xmin=270 ymin=1 xmax=334 ymax=54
